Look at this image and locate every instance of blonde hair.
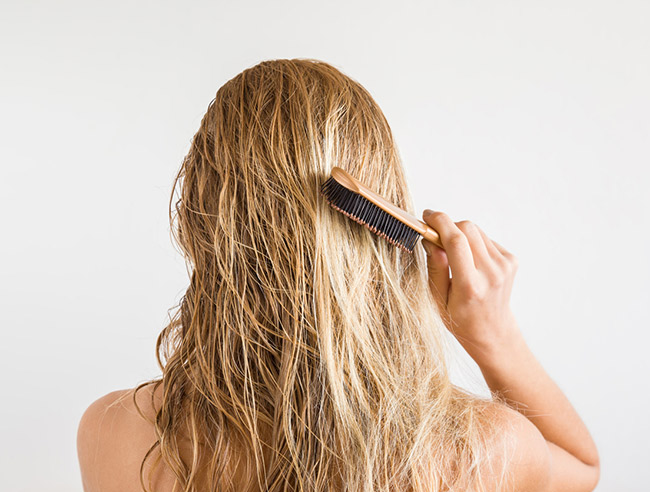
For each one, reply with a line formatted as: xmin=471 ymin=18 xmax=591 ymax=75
xmin=134 ymin=58 xmax=512 ymax=492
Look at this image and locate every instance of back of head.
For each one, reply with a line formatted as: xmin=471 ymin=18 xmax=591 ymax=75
xmin=138 ymin=58 xmax=508 ymax=492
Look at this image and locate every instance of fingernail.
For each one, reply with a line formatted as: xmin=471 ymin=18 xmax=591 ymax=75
xmin=423 ymin=209 xmax=434 ymax=217
xmin=422 ymin=241 xmax=434 ymax=255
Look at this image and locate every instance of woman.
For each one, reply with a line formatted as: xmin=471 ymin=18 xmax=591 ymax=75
xmin=76 ymin=58 xmax=599 ymax=492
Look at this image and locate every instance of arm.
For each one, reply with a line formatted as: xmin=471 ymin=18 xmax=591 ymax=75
xmin=472 ymin=332 xmax=600 ymax=491
xmin=472 ymin=330 xmax=600 ymax=468
xmin=421 ymin=209 xmax=600 ymax=491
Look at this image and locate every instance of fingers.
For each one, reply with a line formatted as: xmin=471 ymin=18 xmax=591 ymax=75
xmin=474 ymin=225 xmax=501 ymax=259
xmin=475 ymin=226 xmax=519 ymax=271
xmin=455 ymin=220 xmax=492 ymax=269
xmin=422 ymin=239 xmax=450 ymax=310
xmin=490 ymin=238 xmax=510 ymax=257
xmin=491 ymin=238 xmax=519 ymax=270
xmin=422 ymin=210 xmax=476 ymax=286
xmin=474 ymin=227 xmax=511 ymax=258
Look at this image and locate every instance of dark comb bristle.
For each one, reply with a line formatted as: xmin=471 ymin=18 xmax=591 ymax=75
xmin=319 ymin=176 xmax=422 ymax=253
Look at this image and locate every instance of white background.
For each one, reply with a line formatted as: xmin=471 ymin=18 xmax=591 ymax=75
xmin=1 ymin=1 xmax=648 ymax=490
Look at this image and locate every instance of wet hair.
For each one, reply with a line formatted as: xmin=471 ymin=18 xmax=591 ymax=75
xmin=134 ymin=58 xmax=512 ymax=492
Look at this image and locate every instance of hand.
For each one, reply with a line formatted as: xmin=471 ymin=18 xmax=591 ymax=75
xmin=421 ymin=209 xmax=521 ymax=356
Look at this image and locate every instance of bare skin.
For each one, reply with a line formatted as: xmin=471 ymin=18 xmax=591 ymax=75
xmin=421 ymin=209 xmax=600 ymax=491
xmin=77 ymin=210 xmax=600 ymax=492
xmin=77 ymin=383 xmax=181 ymax=492
xmin=78 ymin=382 xmax=252 ymax=492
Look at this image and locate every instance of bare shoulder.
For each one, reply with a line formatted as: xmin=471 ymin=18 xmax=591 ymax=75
xmin=478 ymin=402 xmax=601 ymax=492
xmin=77 ymin=381 xmax=170 ymax=492
xmin=476 ymin=402 xmax=552 ymax=492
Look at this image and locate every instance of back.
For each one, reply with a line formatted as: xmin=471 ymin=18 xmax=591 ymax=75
xmin=77 ymin=382 xmax=554 ymax=492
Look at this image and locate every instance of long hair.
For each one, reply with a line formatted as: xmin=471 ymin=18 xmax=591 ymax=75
xmin=133 ymin=58 xmax=512 ymax=492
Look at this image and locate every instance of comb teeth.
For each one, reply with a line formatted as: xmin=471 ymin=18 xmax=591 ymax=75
xmin=319 ymin=176 xmax=422 ymax=253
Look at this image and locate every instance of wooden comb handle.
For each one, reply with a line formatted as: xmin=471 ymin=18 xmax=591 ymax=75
xmin=331 ymin=167 xmax=445 ymax=250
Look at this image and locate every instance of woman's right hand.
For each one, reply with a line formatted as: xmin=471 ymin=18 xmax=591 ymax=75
xmin=421 ymin=209 xmax=522 ymax=358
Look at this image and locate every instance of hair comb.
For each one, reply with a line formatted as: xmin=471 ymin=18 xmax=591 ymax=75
xmin=320 ymin=166 xmax=444 ymax=253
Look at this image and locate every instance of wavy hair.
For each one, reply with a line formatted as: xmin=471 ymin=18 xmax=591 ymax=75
xmin=133 ymin=58 xmax=512 ymax=492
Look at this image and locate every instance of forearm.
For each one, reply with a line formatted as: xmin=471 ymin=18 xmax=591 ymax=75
xmin=463 ymin=330 xmax=600 ymax=468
